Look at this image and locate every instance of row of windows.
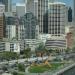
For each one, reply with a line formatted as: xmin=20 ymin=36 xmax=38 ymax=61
xmin=46 ymin=45 xmax=66 ymax=47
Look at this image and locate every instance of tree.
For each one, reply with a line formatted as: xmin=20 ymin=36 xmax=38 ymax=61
xmin=2 ymin=51 xmax=19 ymax=66
xmin=44 ymin=48 xmax=54 ymax=59
xmin=72 ymin=46 xmax=75 ymax=52
xmin=65 ymin=47 xmax=71 ymax=53
xmin=36 ymin=42 xmax=46 ymax=61
xmin=18 ymin=63 xmax=25 ymax=72
xmin=4 ymin=51 xmax=11 ymax=65
xmin=13 ymin=71 xmax=18 ymax=75
xmin=24 ymin=48 xmax=31 ymax=62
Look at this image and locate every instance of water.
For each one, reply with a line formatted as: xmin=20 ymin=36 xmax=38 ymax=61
xmin=59 ymin=66 xmax=75 ymax=75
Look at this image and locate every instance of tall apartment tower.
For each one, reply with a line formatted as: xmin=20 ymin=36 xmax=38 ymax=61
xmin=0 ymin=4 xmax=5 ymax=39
xmin=48 ymin=2 xmax=66 ymax=36
xmin=0 ymin=0 xmax=11 ymax=12
xmin=74 ymin=0 xmax=75 ymax=22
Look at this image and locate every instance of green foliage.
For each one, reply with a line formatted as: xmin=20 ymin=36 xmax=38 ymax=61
xmin=18 ymin=73 xmax=24 ymax=75
xmin=29 ymin=63 xmax=63 ymax=73
xmin=29 ymin=65 xmax=50 ymax=73
xmin=2 ymin=66 xmax=8 ymax=71
xmin=13 ymin=71 xmax=18 ymax=75
xmin=13 ymin=71 xmax=25 ymax=75
xmin=36 ymin=42 xmax=45 ymax=51
xmin=0 ymin=51 xmax=19 ymax=61
xmin=24 ymin=48 xmax=31 ymax=58
xmin=72 ymin=46 xmax=75 ymax=52
xmin=18 ymin=63 xmax=25 ymax=72
xmin=65 ymin=47 xmax=71 ymax=53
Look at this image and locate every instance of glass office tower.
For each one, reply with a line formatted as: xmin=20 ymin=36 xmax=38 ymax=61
xmin=0 ymin=0 xmax=11 ymax=12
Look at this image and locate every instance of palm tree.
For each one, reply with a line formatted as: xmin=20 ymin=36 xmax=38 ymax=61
xmin=36 ymin=42 xmax=45 ymax=58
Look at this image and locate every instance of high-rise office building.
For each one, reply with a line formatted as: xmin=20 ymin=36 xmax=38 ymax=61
xmin=26 ymin=0 xmax=38 ymax=19
xmin=0 ymin=0 xmax=11 ymax=12
xmin=48 ymin=2 xmax=66 ymax=36
xmin=5 ymin=12 xmax=16 ymax=39
xmin=16 ymin=3 xmax=26 ymax=17
xmin=74 ymin=0 xmax=75 ymax=22
xmin=26 ymin=0 xmax=48 ymax=33
xmin=18 ymin=12 xmax=38 ymax=40
xmin=38 ymin=0 xmax=48 ymax=33
xmin=68 ymin=7 xmax=72 ymax=22
xmin=0 ymin=4 xmax=5 ymax=39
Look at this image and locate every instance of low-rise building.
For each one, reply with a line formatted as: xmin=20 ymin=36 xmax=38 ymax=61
xmin=24 ymin=39 xmax=42 ymax=51
xmin=0 ymin=39 xmax=25 ymax=53
xmin=45 ymin=36 xmax=67 ymax=50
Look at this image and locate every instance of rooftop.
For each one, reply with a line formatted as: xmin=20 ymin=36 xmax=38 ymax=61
xmin=16 ymin=3 xmax=26 ymax=6
xmin=48 ymin=2 xmax=65 ymax=5
xmin=4 ymin=12 xmax=13 ymax=17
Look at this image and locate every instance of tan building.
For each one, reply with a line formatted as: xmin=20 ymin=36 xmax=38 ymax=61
xmin=66 ymin=32 xmax=73 ymax=49
xmin=0 ymin=15 xmax=4 ymax=39
xmin=0 ymin=4 xmax=5 ymax=39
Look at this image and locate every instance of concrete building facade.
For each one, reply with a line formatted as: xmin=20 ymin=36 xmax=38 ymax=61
xmin=0 ymin=40 xmax=25 ymax=53
xmin=5 ymin=12 xmax=16 ymax=39
xmin=48 ymin=2 xmax=66 ymax=36
xmin=45 ymin=36 xmax=67 ymax=50
xmin=0 ymin=0 xmax=12 ymax=12
xmin=18 ymin=12 xmax=38 ymax=40
xmin=16 ymin=3 xmax=26 ymax=17
xmin=26 ymin=0 xmax=48 ymax=33
xmin=0 ymin=4 xmax=5 ymax=39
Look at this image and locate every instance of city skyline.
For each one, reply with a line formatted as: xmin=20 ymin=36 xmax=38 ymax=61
xmin=13 ymin=0 xmax=73 ymax=7
xmin=0 ymin=0 xmax=75 ymax=75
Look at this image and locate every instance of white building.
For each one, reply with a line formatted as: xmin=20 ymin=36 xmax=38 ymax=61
xmin=12 ymin=4 xmax=16 ymax=14
xmin=6 ymin=25 xmax=16 ymax=39
xmin=24 ymin=39 xmax=42 ymax=51
xmin=0 ymin=3 xmax=5 ymax=13
xmin=45 ymin=36 xmax=67 ymax=50
xmin=0 ymin=40 xmax=25 ymax=53
xmin=16 ymin=3 xmax=26 ymax=17
xmin=48 ymin=2 xmax=66 ymax=36
xmin=5 ymin=12 xmax=16 ymax=39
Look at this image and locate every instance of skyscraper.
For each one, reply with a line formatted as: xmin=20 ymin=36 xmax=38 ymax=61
xmin=0 ymin=0 xmax=11 ymax=12
xmin=38 ymin=0 xmax=48 ymax=33
xmin=68 ymin=7 xmax=72 ymax=22
xmin=18 ymin=12 xmax=38 ymax=40
xmin=48 ymin=2 xmax=66 ymax=36
xmin=74 ymin=0 xmax=75 ymax=21
xmin=0 ymin=4 xmax=5 ymax=39
xmin=16 ymin=3 xmax=26 ymax=17
xmin=26 ymin=0 xmax=48 ymax=33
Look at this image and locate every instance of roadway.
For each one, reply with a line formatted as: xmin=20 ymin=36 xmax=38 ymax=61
xmin=0 ymin=56 xmax=56 ymax=65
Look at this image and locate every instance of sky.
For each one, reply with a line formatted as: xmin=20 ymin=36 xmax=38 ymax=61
xmin=12 ymin=0 xmax=73 ymax=8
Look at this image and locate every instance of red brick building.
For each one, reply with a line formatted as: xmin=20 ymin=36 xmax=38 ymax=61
xmin=66 ymin=32 xmax=73 ymax=48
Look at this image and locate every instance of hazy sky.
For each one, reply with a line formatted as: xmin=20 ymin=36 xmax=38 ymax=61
xmin=12 ymin=0 xmax=73 ymax=8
